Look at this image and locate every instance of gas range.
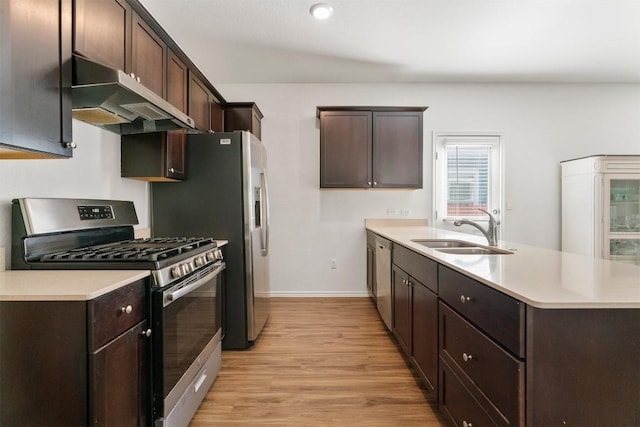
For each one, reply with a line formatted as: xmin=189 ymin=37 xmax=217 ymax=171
xmin=11 ymin=198 xmax=222 ymax=287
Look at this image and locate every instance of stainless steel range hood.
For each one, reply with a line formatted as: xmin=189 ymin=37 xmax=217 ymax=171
xmin=72 ymin=55 xmax=196 ymax=135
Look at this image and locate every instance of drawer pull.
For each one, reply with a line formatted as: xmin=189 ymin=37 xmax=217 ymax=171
xmin=460 ymin=295 xmax=471 ymax=303
xmin=462 ymin=352 xmax=473 ymax=362
xmin=120 ymin=305 xmax=133 ymax=314
xmin=141 ymin=329 xmax=152 ymax=338
xmin=462 ymin=421 xmax=473 ymax=427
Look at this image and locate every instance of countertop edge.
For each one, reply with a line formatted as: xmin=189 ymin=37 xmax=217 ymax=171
xmin=366 ymin=223 xmax=640 ymax=309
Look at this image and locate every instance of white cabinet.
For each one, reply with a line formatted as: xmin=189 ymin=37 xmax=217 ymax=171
xmin=562 ymin=155 xmax=640 ymax=265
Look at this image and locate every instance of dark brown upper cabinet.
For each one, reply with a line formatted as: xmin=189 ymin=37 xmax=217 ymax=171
xmin=121 ymin=49 xmax=186 ymax=181
xmin=0 ymin=0 xmax=73 ymax=159
xmin=317 ymin=107 xmax=427 ymax=189
xmin=130 ymin=12 xmax=166 ymax=97
xmin=225 ymin=102 xmax=264 ymax=140
xmin=188 ymin=72 xmax=212 ymax=132
xmin=74 ymin=0 xmax=132 ymax=72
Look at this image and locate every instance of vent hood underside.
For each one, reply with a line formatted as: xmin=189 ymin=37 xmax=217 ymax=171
xmin=71 ymin=55 xmax=196 ymax=135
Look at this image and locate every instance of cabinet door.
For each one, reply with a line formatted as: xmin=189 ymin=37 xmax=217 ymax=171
xmin=372 ymin=111 xmax=423 ymax=188
xmin=165 ymin=51 xmax=188 ymax=179
xmin=225 ymin=103 xmax=263 ymax=139
xmin=166 ymin=130 xmax=186 ymax=179
xmin=605 ymin=175 xmax=640 ymax=265
xmin=392 ymin=265 xmax=411 ymax=355
xmin=121 ymin=132 xmax=184 ymax=181
xmin=74 ymin=0 xmax=131 ymax=72
xmin=89 ymin=320 xmax=150 ymax=427
xmin=131 ymin=12 xmax=166 ymax=97
xmin=411 ymin=281 xmax=438 ymax=391
xmin=211 ymin=101 xmax=224 ymax=132
xmin=319 ymin=111 xmax=372 ymax=188
xmin=188 ymin=72 xmax=211 ymax=132
xmin=0 ymin=0 xmax=72 ymax=158
xmin=167 ymin=51 xmax=187 ymax=112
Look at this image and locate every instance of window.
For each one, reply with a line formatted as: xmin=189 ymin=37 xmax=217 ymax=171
xmin=434 ymin=133 xmax=503 ymax=226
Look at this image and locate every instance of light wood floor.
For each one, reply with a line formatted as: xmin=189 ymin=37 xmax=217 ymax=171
xmin=190 ymin=297 xmax=445 ymax=426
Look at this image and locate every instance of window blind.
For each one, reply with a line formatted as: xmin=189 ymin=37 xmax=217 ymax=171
xmin=446 ymin=145 xmax=491 ymax=217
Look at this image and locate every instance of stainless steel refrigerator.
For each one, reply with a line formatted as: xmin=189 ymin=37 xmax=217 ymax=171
xmin=151 ymin=131 xmax=270 ymax=349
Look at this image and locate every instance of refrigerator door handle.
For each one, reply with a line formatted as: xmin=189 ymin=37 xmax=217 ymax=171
xmin=261 ymin=170 xmax=270 ymax=256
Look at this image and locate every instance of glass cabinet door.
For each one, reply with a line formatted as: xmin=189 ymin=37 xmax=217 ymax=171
xmin=608 ymin=178 xmax=640 ymax=232
xmin=606 ymin=177 xmax=640 ymax=265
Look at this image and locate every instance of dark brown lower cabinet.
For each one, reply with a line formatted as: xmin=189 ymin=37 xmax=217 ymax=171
xmin=90 ymin=320 xmax=149 ymax=426
xmin=366 ymin=231 xmax=376 ymax=299
xmin=440 ymin=302 xmax=524 ymax=426
xmin=411 ymin=281 xmax=438 ymax=391
xmin=526 ymin=307 xmax=640 ymax=426
xmin=440 ymin=358 xmax=497 ymax=427
xmin=0 ymin=279 xmax=150 ymax=426
xmin=391 ymin=264 xmax=411 ymax=355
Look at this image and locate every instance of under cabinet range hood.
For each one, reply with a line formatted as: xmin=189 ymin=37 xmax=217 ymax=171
xmin=71 ymin=55 xmax=196 ymax=135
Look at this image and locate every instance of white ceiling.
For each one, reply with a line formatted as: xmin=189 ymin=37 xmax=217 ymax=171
xmin=139 ymin=0 xmax=640 ymax=84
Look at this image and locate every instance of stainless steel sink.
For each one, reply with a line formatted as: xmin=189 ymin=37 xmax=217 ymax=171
xmin=436 ymin=247 xmax=513 ymax=255
xmin=411 ymin=239 xmax=478 ymax=248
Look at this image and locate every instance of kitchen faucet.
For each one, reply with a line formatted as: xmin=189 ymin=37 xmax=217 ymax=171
xmin=453 ymin=208 xmax=500 ymax=246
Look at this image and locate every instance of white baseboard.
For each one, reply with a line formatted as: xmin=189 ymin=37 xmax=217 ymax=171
xmin=269 ymin=290 xmax=370 ymax=298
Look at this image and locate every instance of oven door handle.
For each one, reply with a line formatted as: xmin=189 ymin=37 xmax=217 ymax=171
xmin=164 ymin=262 xmax=226 ymax=306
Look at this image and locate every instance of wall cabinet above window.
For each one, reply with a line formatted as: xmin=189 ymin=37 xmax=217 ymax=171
xmin=317 ymin=106 xmax=427 ymax=189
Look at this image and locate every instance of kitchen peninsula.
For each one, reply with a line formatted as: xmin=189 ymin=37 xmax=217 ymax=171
xmin=366 ymin=219 xmax=640 ymax=427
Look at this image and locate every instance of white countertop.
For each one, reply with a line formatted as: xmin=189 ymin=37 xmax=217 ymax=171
xmin=0 ymin=270 xmax=150 ymax=301
xmin=366 ymin=219 xmax=640 ymax=309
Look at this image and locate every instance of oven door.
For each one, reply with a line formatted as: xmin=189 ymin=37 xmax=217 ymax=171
xmin=153 ymin=261 xmax=225 ymax=421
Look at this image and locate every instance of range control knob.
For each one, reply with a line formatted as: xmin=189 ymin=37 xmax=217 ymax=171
xmin=182 ymin=262 xmax=193 ymax=275
xmin=213 ymin=248 xmax=223 ymax=260
xmin=171 ymin=265 xmax=183 ymax=279
xmin=205 ymin=251 xmax=215 ymax=261
xmin=194 ymin=256 xmax=206 ymax=267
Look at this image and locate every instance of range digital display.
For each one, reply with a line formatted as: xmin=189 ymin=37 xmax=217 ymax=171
xmin=78 ymin=205 xmax=114 ymax=220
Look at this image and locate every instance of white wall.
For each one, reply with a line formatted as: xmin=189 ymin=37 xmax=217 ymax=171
xmin=217 ymin=83 xmax=640 ymax=296
xmin=0 ymin=120 xmax=149 ymax=267
xmin=2 ymin=84 xmax=639 ymax=296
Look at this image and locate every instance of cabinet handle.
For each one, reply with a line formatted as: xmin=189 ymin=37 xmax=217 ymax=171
xmin=462 ymin=352 xmax=473 ymax=362
xmin=463 ymin=421 xmax=473 ymax=427
xmin=120 ymin=305 xmax=133 ymax=314
xmin=64 ymin=142 xmax=77 ymax=149
xmin=368 ymin=181 xmax=372 ymax=186
xmin=372 ymin=181 xmax=377 ymax=187
xmin=141 ymin=329 xmax=152 ymax=338
xmin=169 ymin=168 xmax=175 ymax=173
xmin=460 ymin=295 xmax=471 ymax=304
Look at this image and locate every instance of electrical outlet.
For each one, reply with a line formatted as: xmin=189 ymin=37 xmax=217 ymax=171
xmin=330 ymin=258 xmax=337 ymax=269
xmin=387 ymin=208 xmax=400 ymax=216
xmin=401 ymin=209 xmax=411 ymax=216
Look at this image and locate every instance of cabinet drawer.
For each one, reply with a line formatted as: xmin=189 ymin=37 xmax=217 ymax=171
xmin=439 ymin=358 xmax=497 ymax=427
xmin=88 ymin=279 xmax=146 ymax=350
xmin=439 ymin=266 xmax=525 ymax=357
xmin=440 ymin=302 xmax=524 ymax=426
xmin=393 ymin=244 xmax=438 ymax=293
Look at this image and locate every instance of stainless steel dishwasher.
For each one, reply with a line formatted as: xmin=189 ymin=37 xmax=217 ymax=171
xmin=374 ymin=236 xmax=392 ymax=330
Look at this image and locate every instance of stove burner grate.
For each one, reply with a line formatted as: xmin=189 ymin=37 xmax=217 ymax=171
xmin=39 ymin=237 xmax=216 ymax=263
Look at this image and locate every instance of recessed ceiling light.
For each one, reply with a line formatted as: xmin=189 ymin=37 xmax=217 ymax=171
xmin=310 ymin=3 xmax=333 ymax=20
